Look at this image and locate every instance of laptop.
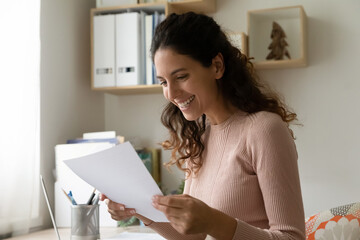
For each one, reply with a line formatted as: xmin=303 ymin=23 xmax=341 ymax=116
xmin=40 ymin=175 xmax=61 ymax=240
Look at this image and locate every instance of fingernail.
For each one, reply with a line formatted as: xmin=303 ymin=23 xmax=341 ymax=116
xmin=104 ymin=199 xmax=109 ymax=205
xmin=119 ymin=206 xmax=125 ymax=211
xmin=130 ymin=210 xmax=136 ymax=214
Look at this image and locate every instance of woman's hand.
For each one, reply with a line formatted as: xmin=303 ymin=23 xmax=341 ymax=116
xmin=152 ymin=194 xmax=215 ymax=235
xmin=152 ymin=194 xmax=237 ymax=239
xmin=100 ymin=194 xmax=153 ymax=225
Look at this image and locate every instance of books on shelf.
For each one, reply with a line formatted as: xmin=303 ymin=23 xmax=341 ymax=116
xmin=150 ymin=11 xmax=165 ymax=85
xmin=83 ymin=130 xmax=116 ymax=139
xmin=145 ymin=14 xmax=154 ymax=85
xmin=67 ymin=131 xmax=125 ymax=145
xmin=66 ymin=138 xmax=118 ymax=144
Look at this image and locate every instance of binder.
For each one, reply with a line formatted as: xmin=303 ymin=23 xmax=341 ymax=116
xmin=115 ymin=12 xmax=141 ymax=86
xmin=150 ymin=12 xmax=165 ymax=84
xmin=152 ymin=12 xmax=160 ymax=84
xmin=93 ymin=15 xmax=116 ymax=88
xmin=139 ymin=11 xmax=147 ymax=86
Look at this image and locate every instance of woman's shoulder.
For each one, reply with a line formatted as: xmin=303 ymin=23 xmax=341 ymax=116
xmin=229 ymin=110 xmax=279 ymax=126
xmin=222 ymin=110 xmax=284 ymax=130
xmin=248 ymin=111 xmax=282 ymax=124
xmin=245 ymin=111 xmax=289 ymax=136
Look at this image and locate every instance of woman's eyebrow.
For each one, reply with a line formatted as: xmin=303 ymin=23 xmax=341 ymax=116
xmin=170 ymin=68 xmax=187 ymax=76
xmin=157 ymin=68 xmax=187 ymax=79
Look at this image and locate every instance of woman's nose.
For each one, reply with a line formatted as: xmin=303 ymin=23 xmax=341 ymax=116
xmin=167 ymin=83 xmax=179 ymax=101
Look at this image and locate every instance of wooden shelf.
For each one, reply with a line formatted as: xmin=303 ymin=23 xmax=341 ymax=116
xmin=91 ymin=2 xmax=168 ymax=16
xmin=228 ymin=32 xmax=248 ymax=56
xmin=92 ymin=84 xmax=162 ymax=95
xmin=90 ymin=0 xmax=216 ymax=95
xmin=168 ymin=0 xmax=216 ymax=14
xmin=253 ymin=58 xmax=306 ymax=69
xmin=93 ymin=0 xmax=216 ymax=15
xmin=247 ymin=5 xmax=307 ymax=69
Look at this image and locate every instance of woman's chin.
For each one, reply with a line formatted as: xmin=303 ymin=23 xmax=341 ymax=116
xmin=181 ymin=111 xmax=202 ymax=122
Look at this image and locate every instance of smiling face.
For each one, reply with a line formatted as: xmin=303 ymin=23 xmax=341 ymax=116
xmin=154 ymin=47 xmax=230 ymax=124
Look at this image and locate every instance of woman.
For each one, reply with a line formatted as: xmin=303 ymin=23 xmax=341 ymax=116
xmin=101 ymin=12 xmax=305 ymax=240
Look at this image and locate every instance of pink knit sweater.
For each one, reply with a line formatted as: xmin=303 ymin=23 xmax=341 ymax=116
xmin=149 ymin=111 xmax=305 ymax=240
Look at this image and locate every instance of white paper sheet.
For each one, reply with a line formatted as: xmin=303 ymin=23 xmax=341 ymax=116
xmin=64 ymin=141 xmax=168 ymax=222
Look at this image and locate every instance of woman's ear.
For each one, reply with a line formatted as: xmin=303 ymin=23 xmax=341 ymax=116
xmin=212 ymin=53 xmax=225 ymax=80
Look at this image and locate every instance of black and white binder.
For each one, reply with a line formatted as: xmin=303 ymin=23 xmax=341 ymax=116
xmin=115 ymin=12 xmax=141 ymax=86
xmin=93 ymin=15 xmax=116 ymax=88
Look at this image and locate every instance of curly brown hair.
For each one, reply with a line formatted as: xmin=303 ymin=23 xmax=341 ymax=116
xmin=151 ymin=12 xmax=297 ymax=175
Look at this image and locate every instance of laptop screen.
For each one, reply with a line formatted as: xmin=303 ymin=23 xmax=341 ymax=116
xmin=40 ymin=175 xmax=61 ymax=240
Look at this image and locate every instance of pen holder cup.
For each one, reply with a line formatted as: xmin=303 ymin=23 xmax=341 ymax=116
xmin=71 ymin=204 xmax=100 ymax=240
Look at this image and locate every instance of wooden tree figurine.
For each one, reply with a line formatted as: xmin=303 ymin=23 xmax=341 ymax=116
xmin=266 ymin=21 xmax=291 ymax=60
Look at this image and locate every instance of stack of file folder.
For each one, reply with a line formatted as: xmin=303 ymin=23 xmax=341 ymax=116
xmin=55 ymin=131 xmax=122 ymax=227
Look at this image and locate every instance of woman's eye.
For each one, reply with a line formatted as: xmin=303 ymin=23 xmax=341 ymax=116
xmin=176 ymin=74 xmax=188 ymax=80
xmin=159 ymin=81 xmax=167 ymax=86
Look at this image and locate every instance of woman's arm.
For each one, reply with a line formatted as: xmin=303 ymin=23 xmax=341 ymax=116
xmin=236 ymin=113 xmax=305 ymax=239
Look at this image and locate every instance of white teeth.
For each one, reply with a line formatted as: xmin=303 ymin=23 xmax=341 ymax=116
xmin=178 ymin=95 xmax=195 ymax=108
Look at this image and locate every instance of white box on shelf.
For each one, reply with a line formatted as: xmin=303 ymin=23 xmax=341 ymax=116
xmin=247 ymin=5 xmax=307 ymax=69
xmin=96 ymin=0 xmax=137 ymax=8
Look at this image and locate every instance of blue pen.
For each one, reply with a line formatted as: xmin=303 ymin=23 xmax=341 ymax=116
xmin=67 ymin=191 xmax=77 ymax=205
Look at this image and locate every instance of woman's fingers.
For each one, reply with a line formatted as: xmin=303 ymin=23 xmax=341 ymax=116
xmin=153 ymin=194 xmax=191 ymax=208
xmin=105 ymin=199 xmax=126 ymax=211
xmin=108 ymin=207 xmax=136 ymax=219
xmin=99 ymin=193 xmax=109 ymax=201
xmin=102 ymin=197 xmax=136 ymax=220
xmin=151 ymin=194 xmax=214 ymax=234
xmin=152 ymin=200 xmax=183 ymax=216
xmin=100 ymin=193 xmax=154 ymax=225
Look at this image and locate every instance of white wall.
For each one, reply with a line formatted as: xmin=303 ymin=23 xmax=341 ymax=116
xmin=40 ymin=0 xmax=104 ymax=227
xmin=105 ymin=0 xmax=360 ymax=217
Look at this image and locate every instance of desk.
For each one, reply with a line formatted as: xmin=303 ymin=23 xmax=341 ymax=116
xmin=5 ymin=226 xmax=155 ymax=240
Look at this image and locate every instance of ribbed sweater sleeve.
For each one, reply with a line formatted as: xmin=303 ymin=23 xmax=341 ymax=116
xmin=231 ymin=112 xmax=305 ymax=239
